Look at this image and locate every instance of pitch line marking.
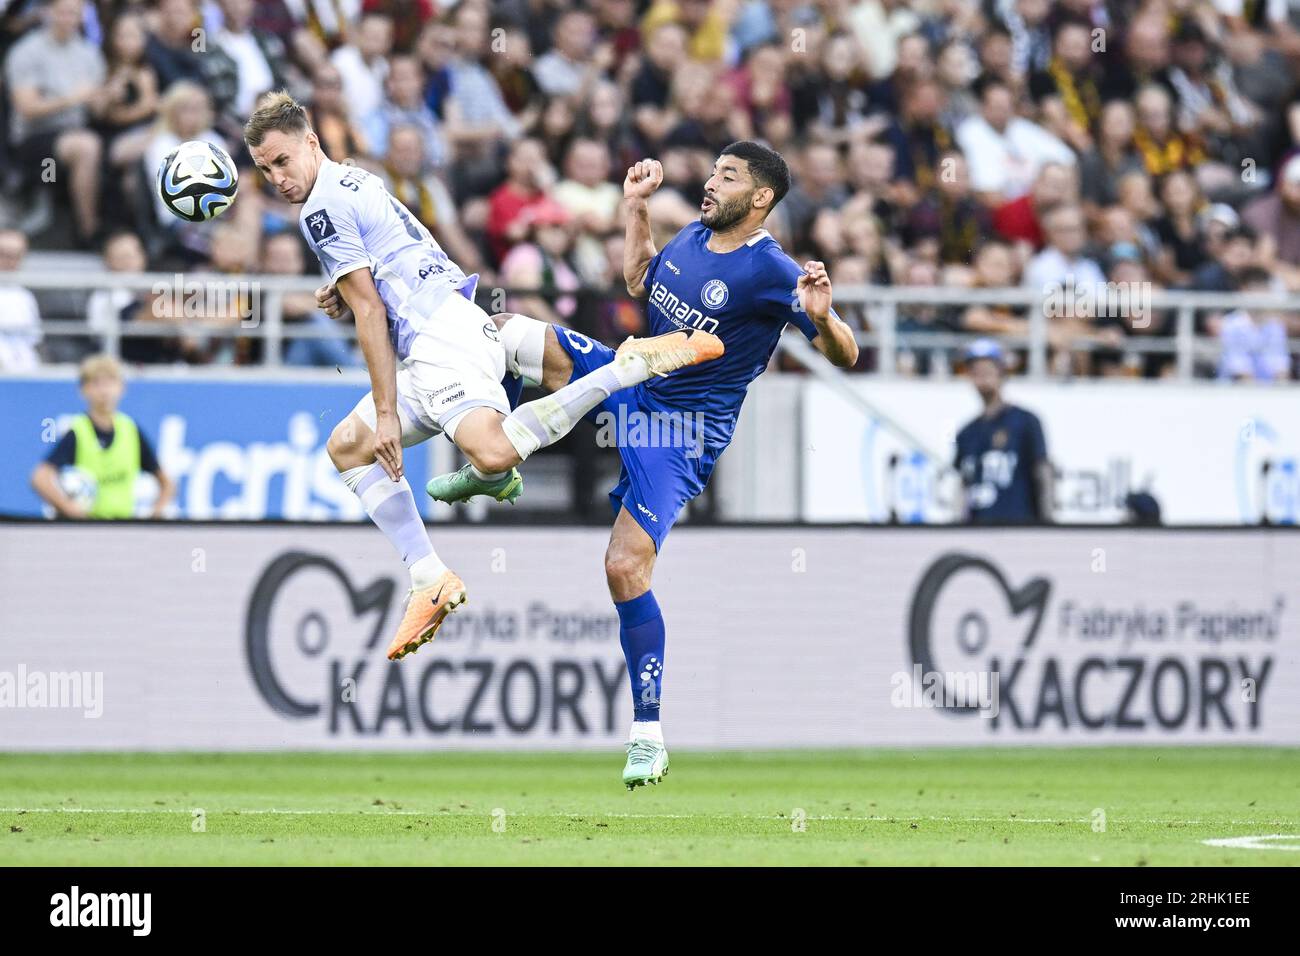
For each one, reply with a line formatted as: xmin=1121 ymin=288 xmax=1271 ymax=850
xmin=1202 ymin=834 xmax=1300 ymax=851
xmin=0 ymin=808 xmax=1293 ymax=826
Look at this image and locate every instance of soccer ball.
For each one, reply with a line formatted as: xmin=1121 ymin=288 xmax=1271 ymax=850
xmin=157 ymin=140 xmax=239 ymax=222
xmin=58 ymin=467 xmax=97 ymax=511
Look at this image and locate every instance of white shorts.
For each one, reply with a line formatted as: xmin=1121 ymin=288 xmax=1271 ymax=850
xmin=350 ymin=293 xmax=509 ymax=445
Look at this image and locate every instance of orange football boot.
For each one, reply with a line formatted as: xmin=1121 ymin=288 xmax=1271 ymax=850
xmin=614 ymin=327 xmax=724 ymax=377
xmin=386 ymin=570 xmax=467 ymax=661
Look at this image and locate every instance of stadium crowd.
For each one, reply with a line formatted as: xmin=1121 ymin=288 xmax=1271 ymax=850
xmin=2 ymin=0 xmax=1300 ymax=379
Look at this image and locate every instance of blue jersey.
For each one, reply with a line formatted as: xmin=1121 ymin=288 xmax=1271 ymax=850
xmin=639 ymin=222 xmax=821 ymax=449
xmin=954 ymin=404 xmax=1049 ymax=523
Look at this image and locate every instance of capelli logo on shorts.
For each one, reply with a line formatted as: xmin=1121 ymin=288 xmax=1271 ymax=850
xmin=50 ymin=886 xmax=151 ymax=936
xmin=439 ymin=390 xmax=465 ymax=405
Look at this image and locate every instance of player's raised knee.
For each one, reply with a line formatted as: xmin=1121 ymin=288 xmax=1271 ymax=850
xmin=326 ymin=416 xmax=368 ymax=470
xmin=463 ymin=445 xmax=517 ymax=477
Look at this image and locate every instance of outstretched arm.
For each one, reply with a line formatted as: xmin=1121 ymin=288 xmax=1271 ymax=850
xmin=799 ymin=260 xmax=859 ymax=369
xmin=623 ymin=159 xmax=663 ymax=299
xmin=335 ymin=268 xmax=403 ymax=481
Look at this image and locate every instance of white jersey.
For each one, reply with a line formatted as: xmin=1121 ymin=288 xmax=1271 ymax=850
xmin=299 ymin=157 xmax=477 ymax=360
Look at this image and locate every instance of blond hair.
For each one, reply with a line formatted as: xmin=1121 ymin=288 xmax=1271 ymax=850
xmin=243 ymin=90 xmax=312 ymax=147
xmin=79 ymin=354 xmax=124 ymax=386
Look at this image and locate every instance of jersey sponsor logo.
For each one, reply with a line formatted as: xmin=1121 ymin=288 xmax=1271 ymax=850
xmin=305 ymin=210 xmax=338 ymax=247
xmin=663 ymin=259 xmax=681 ymax=275
xmin=701 ymin=279 xmax=729 ymax=309
xmin=648 ymin=280 xmax=719 ymax=334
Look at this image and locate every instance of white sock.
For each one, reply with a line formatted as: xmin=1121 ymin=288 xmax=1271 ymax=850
xmin=500 ymin=357 xmax=649 ymax=461
xmin=471 ymin=463 xmax=507 ymax=482
xmin=629 ymin=720 xmax=663 ymax=744
xmin=410 ymin=553 xmax=449 ymax=589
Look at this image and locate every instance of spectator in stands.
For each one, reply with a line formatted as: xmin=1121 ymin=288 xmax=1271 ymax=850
xmin=1243 ymin=154 xmax=1300 ymax=290
xmin=440 ymin=2 xmax=524 ymax=194
xmin=486 ymin=137 xmax=554 ymax=263
xmin=641 ymin=0 xmax=733 ymax=64
xmin=552 ymin=137 xmax=622 ymax=281
xmin=97 ymin=11 xmax=160 ymax=173
xmin=1028 ymin=18 xmax=1102 ymax=154
xmin=1218 ymin=267 xmax=1292 ymax=381
xmin=330 ymin=11 xmax=391 ymax=121
xmin=30 ymin=354 xmax=175 ymax=518
xmin=1023 ymin=204 xmax=1106 ymax=296
xmin=630 ymin=22 xmax=686 ymax=150
xmin=959 ymin=239 xmax=1028 ymax=344
xmin=364 ymin=53 xmax=445 ymax=167
xmin=145 ymin=0 xmax=205 ymax=92
xmin=1078 ymin=101 xmax=1143 ymax=216
xmin=5 ymin=0 xmax=107 ymax=246
xmin=499 ymin=199 xmax=581 ymax=327
xmin=904 ymin=151 xmax=990 ymax=265
xmin=211 ymin=0 xmax=297 ymax=123
xmin=1132 ymin=84 xmax=1204 ymax=180
xmin=954 ymin=338 xmax=1053 ymax=524
xmin=308 ymin=62 xmax=370 ymax=161
xmin=993 ymin=161 xmax=1077 ymax=253
xmin=1152 ymin=170 xmax=1209 ymax=287
xmin=0 ymin=229 xmax=42 ymax=371
xmin=533 ymin=8 xmax=610 ymax=99
xmin=956 ymin=74 xmax=1075 ymax=204
xmin=383 ymin=123 xmax=485 ymax=277
xmin=261 ymin=232 xmax=363 ymax=370
xmin=85 ymin=231 xmax=158 ymax=364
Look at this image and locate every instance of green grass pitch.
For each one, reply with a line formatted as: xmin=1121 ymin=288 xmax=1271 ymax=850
xmin=1 ymin=748 xmax=1297 ymax=866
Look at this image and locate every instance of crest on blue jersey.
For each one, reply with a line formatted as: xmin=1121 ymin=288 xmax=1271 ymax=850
xmin=701 ymin=279 xmax=729 ymax=310
xmin=306 ymin=210 xmax=338 ymax=246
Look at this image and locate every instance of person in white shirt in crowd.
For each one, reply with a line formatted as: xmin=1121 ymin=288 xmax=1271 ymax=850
xmin=213 ymin=0 xmax=279 ymax=119
xmin=0 ymin=230 xmax=43 ymax=371
xmin=957 ymin=74 xmax=1076 ymax=203
xmin=330 ymin=11 xmax=392 ymax=121
xmin=552 ymin=138 xmax=623 ymax=282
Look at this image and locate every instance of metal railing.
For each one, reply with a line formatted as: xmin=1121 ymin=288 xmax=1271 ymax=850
xmin=8 ymin=270 xmax=1300 ymax=381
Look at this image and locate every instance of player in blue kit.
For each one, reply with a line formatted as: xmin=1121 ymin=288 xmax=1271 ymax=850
xmin=427 ymin=142 xmax=859 ymax=787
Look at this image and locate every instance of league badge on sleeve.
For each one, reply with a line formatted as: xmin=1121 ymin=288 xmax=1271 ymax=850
xmin=306 ymin=210 xmax=338 ymax=247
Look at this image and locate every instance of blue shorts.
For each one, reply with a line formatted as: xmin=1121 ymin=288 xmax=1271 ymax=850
xmin=553 ymin=327 xmax=718 ymax=551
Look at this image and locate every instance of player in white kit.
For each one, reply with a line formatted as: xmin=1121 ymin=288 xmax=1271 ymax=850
xmin=243 ymin=93 xmax=722 ymax=662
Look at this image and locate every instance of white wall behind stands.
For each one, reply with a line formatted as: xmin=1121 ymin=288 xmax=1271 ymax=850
xmin=1 ymin=524 xmax=1295 ymax=750
xmin=716 ymin=378 xmax=1300 ymax=525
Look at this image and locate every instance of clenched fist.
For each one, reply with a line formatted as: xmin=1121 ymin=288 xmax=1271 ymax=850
xmin=624 ymin=159 xmax=664 ymax=201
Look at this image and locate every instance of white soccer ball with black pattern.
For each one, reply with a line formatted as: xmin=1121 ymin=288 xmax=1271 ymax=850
xmin=157 ymin=140 xmax=239 ymax=222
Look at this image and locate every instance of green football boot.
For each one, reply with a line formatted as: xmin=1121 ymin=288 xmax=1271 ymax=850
xmin=622 ymin=736 xmax=669 ymax=790
xmin=425 ymin=463 xmax=523 ymax=505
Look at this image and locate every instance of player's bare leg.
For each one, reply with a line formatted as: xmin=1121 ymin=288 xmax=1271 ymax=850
xmin=426 ymin=315 xmax=723 ymax=505
xmin=606 ymin=508 xmax=669 ymax=789
xmin=327 ymin=410 xmax=466 ymax=661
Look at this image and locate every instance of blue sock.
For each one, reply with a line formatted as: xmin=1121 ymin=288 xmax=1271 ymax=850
xmin=500 ymin=372 xmax=524 ymax=411
xmin=615 ymin=590 xmax=665 ymax=722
